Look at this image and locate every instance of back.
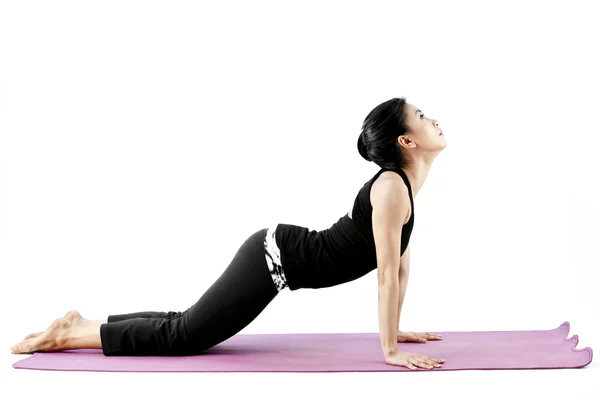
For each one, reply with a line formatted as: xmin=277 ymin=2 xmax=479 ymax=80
xmin=274 ymin=166 xmax=415 ymax=291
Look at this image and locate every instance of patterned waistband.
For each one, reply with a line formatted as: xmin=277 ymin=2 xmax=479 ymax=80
xmin=264 ymin=225 xmax=288 ymax=292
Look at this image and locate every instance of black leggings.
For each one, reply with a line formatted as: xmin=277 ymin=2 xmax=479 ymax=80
xmin=99 ymin=228 xmax=280 ymax=356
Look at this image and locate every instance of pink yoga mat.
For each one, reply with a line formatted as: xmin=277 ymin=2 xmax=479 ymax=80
xmin=12 ymin=321 xmax=593 ymax=372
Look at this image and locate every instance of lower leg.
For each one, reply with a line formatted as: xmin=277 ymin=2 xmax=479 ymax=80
xmin=11 ymin=312 xmax=182 ymax=355
xmin=107 ymin=310 xmax=185 ymax=323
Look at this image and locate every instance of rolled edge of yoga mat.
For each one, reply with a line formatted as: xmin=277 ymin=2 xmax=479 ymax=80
xmin=559 ymin=321 xmax=593 ymax=366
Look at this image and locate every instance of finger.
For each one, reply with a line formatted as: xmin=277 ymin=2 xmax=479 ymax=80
xmin=416 ymin=332 xmax=440 ymax=338
xmin=411 ymin=334 xmax=427 ymax=343
xmin=425 ymin=358 xmax=443 ymax=367
xmin=419 ymin=332 xmax=440 ymax=339
xmin=417 ymin=355 xmax=444 ymax=367
xmin=410 ymin=358 xmax=434 ymax=369
xmin=408 ymin=361 xmax=421 ymax=370
xmin=426 ymin=333 xmax=442 ymax=339
xmin=430 ymin=358 xmax=446 ymax=364
xmin=415 ymin=357 xmax=437 ymax=368
xmin=404 ymin=361 xmax=417 ymax=370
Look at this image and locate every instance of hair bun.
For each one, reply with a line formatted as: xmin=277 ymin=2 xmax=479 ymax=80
xmin=357 ymin=135 xmax=371 ymax=162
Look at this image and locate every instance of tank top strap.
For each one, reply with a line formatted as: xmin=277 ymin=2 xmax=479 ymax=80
xmin=392 ymin=166 xmax=414 ymax=216
xmin=393 ymin=167 xmax=412 ymax=198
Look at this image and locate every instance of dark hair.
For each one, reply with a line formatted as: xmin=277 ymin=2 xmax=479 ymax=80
xmin=357 ymin=97 xmax=410 ymax=170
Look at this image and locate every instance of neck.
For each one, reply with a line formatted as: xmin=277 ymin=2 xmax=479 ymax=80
xmin=399 ymin=157 xmax=435 ymax=199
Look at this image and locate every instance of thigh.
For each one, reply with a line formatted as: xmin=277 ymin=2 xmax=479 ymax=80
xmin=182 ymin=228 xmax=279 ymax=350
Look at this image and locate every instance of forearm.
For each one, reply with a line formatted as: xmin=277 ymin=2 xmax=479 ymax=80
xmin=378 ymin=275 xmax=400 ymax=357
xmin=396 ymin=245 xmax=410 ymax=330
xmin=396 ymin=266 xmax=409 ymax=330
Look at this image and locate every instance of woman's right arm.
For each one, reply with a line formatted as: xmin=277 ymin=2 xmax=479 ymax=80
xmin=371 ymin=178 xmax=409 ymax=359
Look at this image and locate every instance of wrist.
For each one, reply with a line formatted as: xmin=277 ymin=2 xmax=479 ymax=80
xmin=382 ymin=346 xmax=398 ymax=359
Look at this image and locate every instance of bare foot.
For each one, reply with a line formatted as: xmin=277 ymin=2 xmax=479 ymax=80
xmin=11 ymin=310 xmax=89 ymax=354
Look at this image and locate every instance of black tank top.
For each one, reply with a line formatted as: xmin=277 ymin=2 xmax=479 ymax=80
xmin=275 ymin=166 xmax=415 ymax=290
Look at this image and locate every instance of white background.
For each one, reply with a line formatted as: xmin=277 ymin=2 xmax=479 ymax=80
xmin=1 ymin=0 xmax=598 ymax=398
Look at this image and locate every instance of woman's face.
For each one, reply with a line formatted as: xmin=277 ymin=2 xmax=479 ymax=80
xmin=399 ymin=103 xmax=446 ymax=151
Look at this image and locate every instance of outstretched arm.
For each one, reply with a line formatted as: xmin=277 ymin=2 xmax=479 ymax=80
xmin=396 ymin=244 xmax=410 ymax=331
xmin=373 ymin=179 xmax=410 ymax=358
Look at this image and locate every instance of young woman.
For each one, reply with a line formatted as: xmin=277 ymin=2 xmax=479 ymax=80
xmin=11 ymin=97 xmax=447 ymax=370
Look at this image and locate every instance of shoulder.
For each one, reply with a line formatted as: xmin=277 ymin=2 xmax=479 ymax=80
xmin=370 ymin=171 xmax=409 ymax=208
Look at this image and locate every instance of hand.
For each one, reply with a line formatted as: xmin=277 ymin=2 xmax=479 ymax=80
xmin=385 ymin=349 xmax=445 ymax=370
xmin=397 ymin=330 xmax=443 ymax=343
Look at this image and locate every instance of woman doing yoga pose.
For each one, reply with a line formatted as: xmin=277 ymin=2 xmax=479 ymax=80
xmin=11 ymin=97 xmax=447 ymax=370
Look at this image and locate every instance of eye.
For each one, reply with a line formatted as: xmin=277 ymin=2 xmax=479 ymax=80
xmin=420 ymin=114 xmax=425 ymax=119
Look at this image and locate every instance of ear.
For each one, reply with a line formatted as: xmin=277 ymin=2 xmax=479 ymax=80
xmin=397 ymin=135 xmax=415 ymax=149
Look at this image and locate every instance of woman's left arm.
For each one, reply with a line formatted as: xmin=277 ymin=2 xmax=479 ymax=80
xmin=396 ymin=245 xmax=410 ymax=330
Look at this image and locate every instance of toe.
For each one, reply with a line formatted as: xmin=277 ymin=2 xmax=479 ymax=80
xmin=11 ymin=342 xmax=28 ymax=354
xmin=23 ymin=332 xmax=43 ymax=341
xmin=19 ymin=332 xmax=52 ymax=353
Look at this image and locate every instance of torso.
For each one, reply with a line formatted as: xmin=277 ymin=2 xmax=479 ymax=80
xmin=347 ymin=171 xmax=412 ymax=225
